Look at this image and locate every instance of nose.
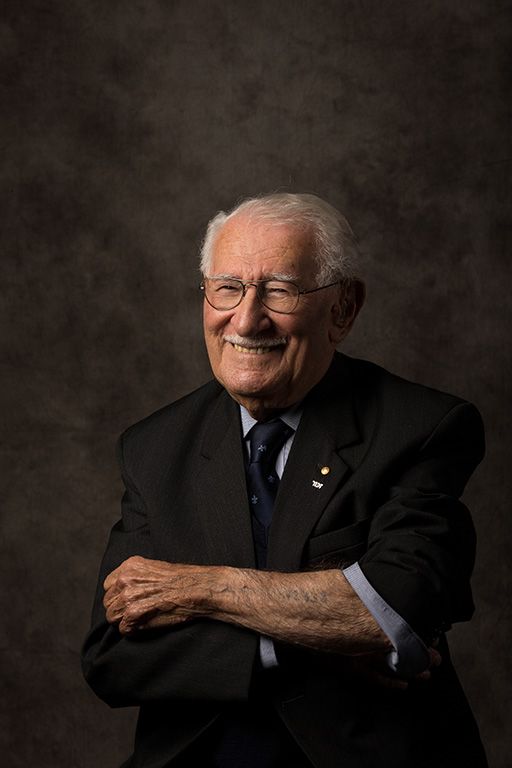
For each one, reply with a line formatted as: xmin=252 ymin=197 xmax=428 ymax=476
xmin=231 ymin=284 xmax=272 ymax=336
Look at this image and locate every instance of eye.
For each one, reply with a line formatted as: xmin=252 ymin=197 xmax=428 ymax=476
xmin=265 ymin=281 xmax=295 ymax=297
xmin=212 ymin=281 xmax=241 ymax=294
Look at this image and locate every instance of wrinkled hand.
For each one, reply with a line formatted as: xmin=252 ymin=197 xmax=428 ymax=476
xmin=103 ymin=556 xmax=213 ymax=635
xmin=350 ymin=645 xmax=442 ymax=691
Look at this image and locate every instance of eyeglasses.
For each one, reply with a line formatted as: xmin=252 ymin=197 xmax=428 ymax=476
xmin=200 ymin=277 xmax=340 ymax=314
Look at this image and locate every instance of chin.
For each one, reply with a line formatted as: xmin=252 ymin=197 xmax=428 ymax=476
xmin=228 ymin=380 xmax=297 ymax=415
xmin=227 ymin=362 xmax=284 ymax=387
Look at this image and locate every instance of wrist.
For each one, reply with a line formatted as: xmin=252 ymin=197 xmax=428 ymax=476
xmin=196 ymin=565 xmax=238 ymax=617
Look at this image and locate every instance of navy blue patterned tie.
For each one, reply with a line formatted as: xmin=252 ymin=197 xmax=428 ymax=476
xmin=246 ymin=419 xmax=293 ymax=567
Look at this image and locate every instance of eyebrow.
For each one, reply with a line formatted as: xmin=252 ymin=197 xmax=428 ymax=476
xmin=208 ymin=272 xmax=298 ymax=282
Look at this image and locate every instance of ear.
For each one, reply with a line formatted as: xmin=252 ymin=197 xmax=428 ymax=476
xmin=329 ymin=279 xmax=366 ymax=344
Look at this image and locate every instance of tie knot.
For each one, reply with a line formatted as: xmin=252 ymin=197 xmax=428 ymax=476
xmin=247 ymin=419 xmax=293 ymax=465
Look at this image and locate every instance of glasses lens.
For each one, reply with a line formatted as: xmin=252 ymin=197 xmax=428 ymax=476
xmin=204 ymin=279 xmax=244 ymax=310
xmin=260 ymin=281 xmax=299 ymax=313
xmin=203 ymin=278 xmax=299 ymax=313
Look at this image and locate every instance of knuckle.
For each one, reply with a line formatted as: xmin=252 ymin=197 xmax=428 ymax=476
xmin=125 ymin=605 xmax=141 ymax=621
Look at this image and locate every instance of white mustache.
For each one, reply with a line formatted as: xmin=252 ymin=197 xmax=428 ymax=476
xmin=224 ymin=335 xmax=287 ymax=349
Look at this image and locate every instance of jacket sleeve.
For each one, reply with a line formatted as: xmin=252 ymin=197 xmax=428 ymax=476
xmin=358 ymin=401 xmax=485 ymax=644
xmin=81 ymin=437 xmax=258 ymax=708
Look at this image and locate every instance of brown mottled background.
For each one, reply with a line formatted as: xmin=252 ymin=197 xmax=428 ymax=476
xmin=2 ymin=1 xmax=510 ymax=766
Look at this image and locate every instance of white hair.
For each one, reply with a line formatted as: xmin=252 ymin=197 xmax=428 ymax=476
xmin=199 ymin=192 xmax=360 ymax=285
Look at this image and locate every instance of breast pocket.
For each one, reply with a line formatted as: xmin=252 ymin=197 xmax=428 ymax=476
xmin=304 ymin=519 xmax=370 ymax=568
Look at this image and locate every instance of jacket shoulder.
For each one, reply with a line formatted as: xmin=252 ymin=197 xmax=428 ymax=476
xmin=335 ymin=354 xmax=484 ymax=447
xmin=342 ymin=353 xmax=474 ymax=411
xmin=119 ymin=379 xmax=225 ymax=458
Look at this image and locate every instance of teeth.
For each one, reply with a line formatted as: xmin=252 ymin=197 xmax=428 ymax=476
xmin=232 ymin=343 xmax=275 ymax=355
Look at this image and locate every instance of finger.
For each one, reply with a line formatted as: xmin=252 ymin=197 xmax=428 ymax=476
xmin=103 ymin=570 xmax=117 ymax=591
xmin=103 ymin=556 xmax=149 ymax=591
xmin=105 ymin=585 xmax=138 ymax=620
xmin=104 ymin=584 xmax=141 ymax=623
xmin=103 ymin=584 xmax=119 ymax=605
xmin=117 ymin=596 xmax=162 ymax=634
xmin=144 ymin=612 xmax=190 ymax=629
xmin=118 ymin=610 xmax=152 ymax=634
xmin=105 ymin=599 xmax=125 ymax=624
xmin=103 ymin=585 xmax=128 ymax=613
xmin=103 ymin=565 xmax=127 ymax=592
xmin=118 ymin=595 xmax=194 ymax=634
xmin=122 ymin=612 xmax=190 ymax=635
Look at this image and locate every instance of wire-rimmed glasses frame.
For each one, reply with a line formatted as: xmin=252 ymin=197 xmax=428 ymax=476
xmin=200 ymin=276 xmax=341 ymax=315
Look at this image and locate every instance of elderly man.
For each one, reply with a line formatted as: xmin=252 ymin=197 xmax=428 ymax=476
xmin=82 ymin=193 xmax=487 ymax=767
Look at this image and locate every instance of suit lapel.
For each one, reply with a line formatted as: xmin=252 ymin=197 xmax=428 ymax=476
xmin=267 ymin=354 xmax=367 ymax=571
xmin=197 ymin=390 xmax=256 ymax=567
xmin=194 ymin=354 xmax=371 ymax=572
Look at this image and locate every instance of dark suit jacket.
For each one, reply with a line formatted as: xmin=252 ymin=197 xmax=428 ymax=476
xmin=82 ymin=353 xmax=488 ymax=767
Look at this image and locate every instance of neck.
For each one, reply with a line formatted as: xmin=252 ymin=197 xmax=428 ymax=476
xmin=234 ymin=396 xmax=288 ymax=422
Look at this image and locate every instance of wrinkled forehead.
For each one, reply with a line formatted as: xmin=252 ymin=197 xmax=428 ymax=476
xmin=211 ymin=214 xmax=317 ymax=278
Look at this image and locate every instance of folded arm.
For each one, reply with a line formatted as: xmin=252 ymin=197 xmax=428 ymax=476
xmin=83 ymin=399 xmax=484 ymax=705
xmin=103 ymin=555 xmax=391 ymax=654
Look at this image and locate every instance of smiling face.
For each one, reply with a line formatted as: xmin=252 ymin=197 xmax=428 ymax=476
xmin=203 ymin=214 xmax=354 ymax=419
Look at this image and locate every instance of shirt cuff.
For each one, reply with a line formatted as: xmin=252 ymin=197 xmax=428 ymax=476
xmin=343 ymin=562 xmax=431 ymax=678
xmin=259 ymin=635 xmax=279 ymax=668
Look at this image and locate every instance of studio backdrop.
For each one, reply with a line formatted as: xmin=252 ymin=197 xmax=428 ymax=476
xmin=2 ymin=1 xmax=510 ymax=766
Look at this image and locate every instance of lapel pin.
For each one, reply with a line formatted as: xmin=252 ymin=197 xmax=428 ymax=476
xmin=320 ymin=466 xmax=330 ymax=475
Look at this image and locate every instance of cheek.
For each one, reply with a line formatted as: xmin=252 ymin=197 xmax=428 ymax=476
xmin=203 ymin=319 xmax=220 ymax=363
xmin=203 ymin=306 xmax=227 ymax=339
xmin=286 ymin=315 xmax=325 ymax=348
xmin=286 ymin=315 xmax=335 ymax=361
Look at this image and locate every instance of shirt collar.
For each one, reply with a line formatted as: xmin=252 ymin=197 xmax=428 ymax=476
xmin=239 ymin=403 xmax=302 ymax=438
